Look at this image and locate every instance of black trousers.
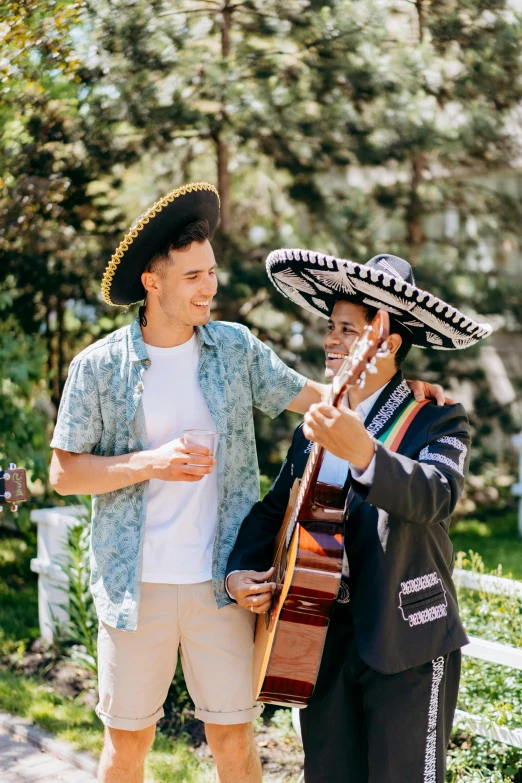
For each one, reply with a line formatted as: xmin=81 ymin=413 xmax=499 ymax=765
xmin=300 ymin=605 xmax=461 ymax=783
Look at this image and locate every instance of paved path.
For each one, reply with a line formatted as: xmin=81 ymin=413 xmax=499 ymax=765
xmin=0 ymin=726 xmax=97 ymax=782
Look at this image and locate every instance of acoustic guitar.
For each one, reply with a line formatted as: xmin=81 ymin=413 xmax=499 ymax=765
xmin=253 ymin=309 xmax=390 ymax=707
xmin=0 ymin=463 xmax=28 ymax=512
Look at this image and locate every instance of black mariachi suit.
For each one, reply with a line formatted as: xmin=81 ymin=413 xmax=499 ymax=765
xmin=226 ymin=372 xmax=470 ymax=783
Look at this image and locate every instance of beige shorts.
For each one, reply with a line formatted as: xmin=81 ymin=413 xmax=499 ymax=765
xmin=96 ymin=581 xmax=263 ymax=730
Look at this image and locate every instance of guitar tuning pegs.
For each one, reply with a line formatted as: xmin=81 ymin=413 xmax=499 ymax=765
xmin=8 ymin=463 xmax=16 ymax=470
xmin=366 ymin=360 xmax=378 ymax=374
xmin=10 ymin=504 xmax=18 ymax=513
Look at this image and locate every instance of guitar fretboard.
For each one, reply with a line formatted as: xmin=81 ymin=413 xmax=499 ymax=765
xmin=285 ymin=439 xmax=324 ymax=546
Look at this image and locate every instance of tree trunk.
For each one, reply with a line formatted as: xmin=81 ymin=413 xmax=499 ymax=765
xmin=181 ymin=143 xmax=194 ymax=182
xmin=216 ymin=2 xmax=232 ymax=235
xmin=406 ymin=152 xmax=425 ymax=265
xmin=406 ymin=2 xmax=425 ymax=264
xmin=46 ymin=305 xmax=53 ymax=400
xmin=221 ymin=3 xmax=231 ymax=58
xmin=216 ymin=134 xmax=231 ymax=233
xmin=56 ymin=297 xmax=66 ymax=402
xmin=415 ymin=0 xmax=424 ymax=43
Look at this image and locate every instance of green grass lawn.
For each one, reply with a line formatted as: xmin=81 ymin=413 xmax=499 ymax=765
xmin=0 ymin=668 xmax=214 ymax=782
xmin=0 ymin=532 xmax=39 ymax=657
xmin=0 ymin=528 xmax=214 ymax=782
xmin=450 ymin=510 xmax=522 ymax=579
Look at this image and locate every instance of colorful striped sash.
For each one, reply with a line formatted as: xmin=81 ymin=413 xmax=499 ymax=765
xmin=376 ymin=398 xmax=429 ymax=453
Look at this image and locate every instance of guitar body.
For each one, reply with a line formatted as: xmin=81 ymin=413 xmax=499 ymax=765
xmin=251 ymin=309 xmax=390 ymax=708
xmin=253 ymin=482 xmax=345 ymax=706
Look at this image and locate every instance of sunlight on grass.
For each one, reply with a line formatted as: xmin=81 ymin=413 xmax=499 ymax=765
xmin=452 ymin=519 xmax=492 ymax=538
xmin=450 ymin=511 xmax=522 ymax=579
xmin=147 ymin=734 xmax=214 ymax=783
xmin=0 ymin=669 xmax=104 ymax=755
xmin=0 ymin=670 xmax=215 ymax=782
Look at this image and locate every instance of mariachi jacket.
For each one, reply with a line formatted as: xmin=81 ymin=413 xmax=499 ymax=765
xmin=226 ymin=372 xmax=470 ymax=674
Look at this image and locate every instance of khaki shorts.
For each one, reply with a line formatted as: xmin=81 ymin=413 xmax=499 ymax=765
xmin=96 ymin=581 xmax=263 ymax=730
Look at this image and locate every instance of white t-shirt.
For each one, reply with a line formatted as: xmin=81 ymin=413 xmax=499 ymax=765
xmin=141 ymin=333 xmax=218 ymax=584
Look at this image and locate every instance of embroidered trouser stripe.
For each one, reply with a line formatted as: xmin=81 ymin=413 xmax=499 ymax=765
xmin=424 ymin=656 xmax=445 ymax=783
xmin=300 ymin=612 xmax=461 ymax=783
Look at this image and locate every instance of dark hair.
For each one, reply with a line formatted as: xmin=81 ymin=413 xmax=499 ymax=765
xmin=363 ymin=305 xmax=413 ymax=368
xmin=146 ymin=218 xmax=210 ymax=276
xmin=139 ymin=218 xmax=210 ymax=326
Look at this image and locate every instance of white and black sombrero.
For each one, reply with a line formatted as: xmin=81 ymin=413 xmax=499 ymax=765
xmin=267 ymin=249 xmax=492 ymax=350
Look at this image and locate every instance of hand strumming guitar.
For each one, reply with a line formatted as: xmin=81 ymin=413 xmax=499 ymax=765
xmin=227 ymin=568 xmax=276 ymax=614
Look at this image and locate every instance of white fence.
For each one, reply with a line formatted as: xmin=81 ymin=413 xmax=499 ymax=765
xmin=293 ymin=567 xmax=522 ymax=751
xmin=452 ymin=568 xmax=522 ymax=749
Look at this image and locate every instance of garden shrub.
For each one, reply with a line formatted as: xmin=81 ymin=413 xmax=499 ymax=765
xmin=448 ymin=551 xmax=522 ymax=782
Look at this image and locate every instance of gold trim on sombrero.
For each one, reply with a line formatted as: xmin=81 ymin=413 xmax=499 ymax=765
xmin=101 ymin=182 xmax=220 ymax=306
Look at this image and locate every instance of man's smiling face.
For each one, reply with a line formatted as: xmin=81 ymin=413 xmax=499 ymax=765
xmin=323 ymin=300 xmax=370 ymax=379
xmin=148 ymin=238 xmax=218 ymax=327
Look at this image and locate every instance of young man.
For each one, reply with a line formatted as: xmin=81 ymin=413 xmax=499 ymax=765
xmin=49 ymin=184 xmax=442 ymax=783
xmin=227 ymin=250 xmax=491 ymax=783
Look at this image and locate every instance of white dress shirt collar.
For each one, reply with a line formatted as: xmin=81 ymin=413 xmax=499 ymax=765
xmin=352 ymin=379 xmax=392 ymax=423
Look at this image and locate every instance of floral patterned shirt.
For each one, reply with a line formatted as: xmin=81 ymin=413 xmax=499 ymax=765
xmin=51 ymin=317 xmax=306 ymax=631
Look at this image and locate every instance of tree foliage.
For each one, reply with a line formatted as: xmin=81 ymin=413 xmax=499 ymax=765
xmin=2 ymin=0 xmax=522 ymax=483
xmin=0 ymin=0 xmax=128 ymax=412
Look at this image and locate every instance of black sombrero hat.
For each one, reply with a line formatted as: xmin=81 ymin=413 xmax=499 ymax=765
xmin=101 ymin=182 xmax=220 ymax=306
xmin=267 ymin=249 xmax=492 ymax=350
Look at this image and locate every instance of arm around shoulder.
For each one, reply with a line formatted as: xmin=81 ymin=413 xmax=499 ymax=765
xmin=243 ymin=327 xmax=309 ymax=417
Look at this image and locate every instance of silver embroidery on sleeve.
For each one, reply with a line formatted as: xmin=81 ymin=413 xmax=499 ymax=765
xmin=424 ymin=657 xmax=445 ymax=783
xmin=419 ymin=436 xmax=467 ymax=476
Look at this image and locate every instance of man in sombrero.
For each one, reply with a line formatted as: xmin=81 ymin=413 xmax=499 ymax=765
xmin=227 ymin=249 xmax=491 ymax=782
xmin=49 ymin=184 xmax=445 ymax=783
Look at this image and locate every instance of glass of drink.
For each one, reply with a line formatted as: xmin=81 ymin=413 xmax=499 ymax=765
xmin=182 ymin=429 xmax=218 ymax=466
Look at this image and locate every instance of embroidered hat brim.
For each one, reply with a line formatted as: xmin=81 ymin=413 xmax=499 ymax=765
xmin=101 ymin=182 xmax=220 ymax=306
xmin=266 ymin=248 xmax=492 ymax=350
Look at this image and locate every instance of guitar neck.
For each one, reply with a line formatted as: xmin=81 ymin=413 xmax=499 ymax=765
xmin=288 ymin=383 xmax=347 ymax=535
